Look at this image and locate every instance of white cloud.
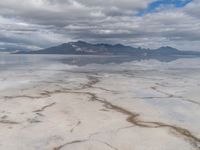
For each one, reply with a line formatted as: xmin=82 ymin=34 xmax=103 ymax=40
xmin=0 ymin=0 xmax=200 ymax=51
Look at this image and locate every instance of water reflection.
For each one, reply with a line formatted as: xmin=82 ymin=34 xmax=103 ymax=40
xmin=0 ymin=54 xmax=199 ymax=70
xmin=45 ymin=55 xmax=199 ymax=66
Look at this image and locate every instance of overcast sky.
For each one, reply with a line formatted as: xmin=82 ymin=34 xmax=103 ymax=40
xmin=0 ymin=0 xmax=200 ymax=51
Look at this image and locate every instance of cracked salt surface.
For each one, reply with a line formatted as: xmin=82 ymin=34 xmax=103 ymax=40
xmin=0 ymin=55 xmax=200 ymax=150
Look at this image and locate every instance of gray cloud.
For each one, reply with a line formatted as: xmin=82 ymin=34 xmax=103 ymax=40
xmin=0 ymin=0 xmax=200 ymax=51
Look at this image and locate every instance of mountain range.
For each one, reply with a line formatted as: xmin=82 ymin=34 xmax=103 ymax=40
xmin=14 ymin=41 xmax=200 ymax=56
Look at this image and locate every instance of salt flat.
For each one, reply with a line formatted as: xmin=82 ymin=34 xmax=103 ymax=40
xmin=0 ymin=55 xmax=200 ymax=150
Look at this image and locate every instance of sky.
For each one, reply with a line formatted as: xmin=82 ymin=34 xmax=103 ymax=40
xmin=0 ymin=0 xmax=200 ymax=51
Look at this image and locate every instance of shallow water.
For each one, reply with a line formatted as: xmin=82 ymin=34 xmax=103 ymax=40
xmin=0 ymin=54 xmax=200 ymax=150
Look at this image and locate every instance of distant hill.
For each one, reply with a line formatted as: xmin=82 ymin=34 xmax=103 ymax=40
xmin=0 ymin=46 xmax=31 ymax=52
xmin=14 ymin=41 xmax=200 ymax=56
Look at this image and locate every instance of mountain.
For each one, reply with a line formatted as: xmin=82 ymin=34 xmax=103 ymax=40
xmin=15 ymin=41 xmax=141 ymax=55
xmin=14 ymin=41 xmax=200 ymax=56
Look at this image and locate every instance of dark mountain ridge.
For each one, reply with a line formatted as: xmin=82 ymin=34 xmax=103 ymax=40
xmin=14 ymin=41 xmax=200 ymax=56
